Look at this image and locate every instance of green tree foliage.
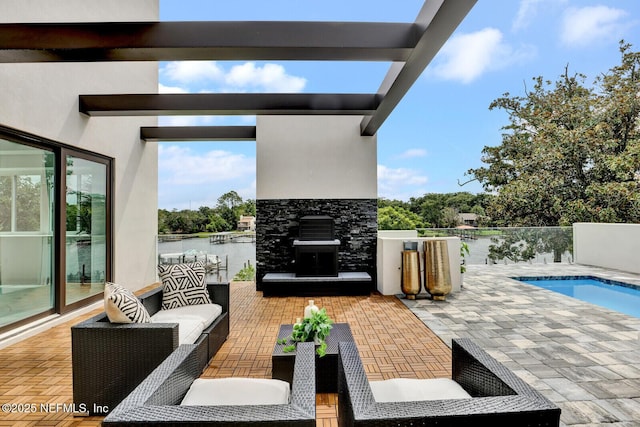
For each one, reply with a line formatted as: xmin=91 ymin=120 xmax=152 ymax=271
xmin=1 ymin=175 xmax=43 ymax=232
xmin=159 ymin=192 xmax=256 ymax=234
xmin=469 ymin=42 xmax=640 ymax=226
xmin=378 ymin=205 xmax=424 ymax=230
xmin=405 ymin=192 xmax=490 ymax=228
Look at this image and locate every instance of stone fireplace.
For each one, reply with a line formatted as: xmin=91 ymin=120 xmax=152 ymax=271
xmin=256 ymin=199 xmax=376 ymax=295
xmin=294 ymin=215 xmax=339 ymax=277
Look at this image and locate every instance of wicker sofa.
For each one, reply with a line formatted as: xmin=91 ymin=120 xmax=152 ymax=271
xmin=102 ymin=341 xmax=316 ymax=426
xmin=71 ymin=282 xmax=229 ymax=415
xmin=338 ymin=338 xmax=561 ymax=426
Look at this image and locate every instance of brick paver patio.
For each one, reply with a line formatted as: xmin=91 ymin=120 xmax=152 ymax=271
xmin=402 ymin=264 xmax=640 ymax=426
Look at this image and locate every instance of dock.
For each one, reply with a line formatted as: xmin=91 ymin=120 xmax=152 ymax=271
xmin=209 ymin=232 xmax=256 ymax=244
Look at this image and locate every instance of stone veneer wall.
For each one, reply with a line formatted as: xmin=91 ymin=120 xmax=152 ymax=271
xmin=256 ymin=199 xmax=377 ymax=290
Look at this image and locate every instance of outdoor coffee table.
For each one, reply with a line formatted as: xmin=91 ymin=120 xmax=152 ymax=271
xmin=272 ymin=322 xmax=354 ymax=393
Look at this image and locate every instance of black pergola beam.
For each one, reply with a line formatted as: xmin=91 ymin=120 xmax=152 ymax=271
xmin=140 ymin=126 xmax=256 ymax=141
xmin=361 ymin=0 xmax=477 ymax=136
xmin=80 ymin=93 xmax=382 ymax=116
xmin=0 ymin=21 xmax=416 ymax=62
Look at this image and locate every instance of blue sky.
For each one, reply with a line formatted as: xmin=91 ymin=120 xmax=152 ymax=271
xmin=157 ymin=0 xmax=640 ymax=210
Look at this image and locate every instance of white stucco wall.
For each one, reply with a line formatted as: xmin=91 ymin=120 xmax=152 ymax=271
xmin=256 ymin=116 xmax=377 ymax=199
xmin=574 ymin=223 xmax=640 ymax=274
xmin=377 ymin=235 xmax=461 ymax=296
xmin=0 ymin=0 xmax=159 ymax=290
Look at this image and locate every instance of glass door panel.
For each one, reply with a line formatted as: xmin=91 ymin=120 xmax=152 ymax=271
xmin=0 ymin=140 xmax=55 ymax=328
xmin=65 ymin=155 xmax=107 ymax=305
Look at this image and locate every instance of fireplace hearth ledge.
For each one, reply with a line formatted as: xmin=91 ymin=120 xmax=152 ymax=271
xmin=261 ymin=272 xmax=372 ymax=296
xmin=292 ymin=239 xmax=340 ymax=246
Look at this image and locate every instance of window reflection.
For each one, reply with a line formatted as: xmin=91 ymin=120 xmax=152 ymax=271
xmin=65 ymin=156 xmax=107 ymax=305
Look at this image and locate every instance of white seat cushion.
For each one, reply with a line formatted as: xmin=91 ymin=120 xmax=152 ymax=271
xmin=180 ymin=378 xmax=291 ymax=406
xmin=150 ymin=304 xmax=222 ymax=328
xmin=369 ymin=378 xmax=472 ymax=402
xmin=175 ymin=318 xmax=205 ymax=345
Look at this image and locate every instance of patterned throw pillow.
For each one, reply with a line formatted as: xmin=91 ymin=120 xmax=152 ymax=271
xmin=104 ymin=282 xmax=151 ymax=323
xmin=158 ymin=261 xmax=212 ymax=309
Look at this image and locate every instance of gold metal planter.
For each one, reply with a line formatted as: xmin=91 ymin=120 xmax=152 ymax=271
xmin=401 ymin=250 xmax=421 ymax=300
xmin=423 ymin=240 xmax=451 ymax=301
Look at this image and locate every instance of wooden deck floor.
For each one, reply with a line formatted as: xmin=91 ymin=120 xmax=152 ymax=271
xmin=0 ymin=282 xmax=451 ymax=426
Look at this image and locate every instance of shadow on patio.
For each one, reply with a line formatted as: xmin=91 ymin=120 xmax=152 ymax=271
xmin=0 ymin=281 xmax=451 ymax=426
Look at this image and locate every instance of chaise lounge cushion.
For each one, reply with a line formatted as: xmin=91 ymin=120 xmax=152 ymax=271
xmin=150 ymin=303 xmax=222 ymax=344
xmin=370 ymin=378 xmax=472 ymax=402
xmin=158 ymin=261 xmax=212 ymax=309
xmin=104 ymin=282 xmax=151 ymax=323
xmin=180 ymin=378 xmax=291 ymax=406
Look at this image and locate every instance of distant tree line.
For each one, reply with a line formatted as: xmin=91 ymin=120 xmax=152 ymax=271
xmin=378 ymin=192 xmax=492 ymax=230
xmin=158 ymin=191 xmax=255 ymax=234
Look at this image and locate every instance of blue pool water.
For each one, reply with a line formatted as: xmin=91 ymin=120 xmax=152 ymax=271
xmin=514 ymin=276 xmax=640 ymax=318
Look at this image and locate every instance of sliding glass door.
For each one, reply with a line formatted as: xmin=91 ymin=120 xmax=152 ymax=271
xmin=0 ymin=140 xmax=55 ymax=328
xmin=0 ymin=128 xmax=112 ymax=331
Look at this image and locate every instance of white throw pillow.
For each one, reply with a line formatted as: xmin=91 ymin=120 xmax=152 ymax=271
xmin=369 ymin=378 xmax=472 ymax=402
xmin=158 ymin=261 xmax=212 ymax=309
xmin=180 ymin=378 xmax=291 ymax=406
xmin=104 ymin=282 xmax=151 ymax=323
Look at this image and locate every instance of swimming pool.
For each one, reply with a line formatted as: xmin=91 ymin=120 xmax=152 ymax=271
xmin=513 ymin=276 xmax=640 ymax=318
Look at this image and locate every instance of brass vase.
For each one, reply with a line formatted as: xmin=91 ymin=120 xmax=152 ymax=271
xmin=401 ymin=250 xmax=421 ymax=299
xmin=423 ymin=240 xmax=452 ymax=301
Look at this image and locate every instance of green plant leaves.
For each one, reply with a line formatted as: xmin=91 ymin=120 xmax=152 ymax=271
xmin=278 ymin=308 xmax=333 ymax=357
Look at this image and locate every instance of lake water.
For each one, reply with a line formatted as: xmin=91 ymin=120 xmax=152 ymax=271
xmin=158 ymin=237 xmax=256 ymax=283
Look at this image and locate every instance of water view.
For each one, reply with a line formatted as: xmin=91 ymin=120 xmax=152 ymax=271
xmin=157 ymin=235 xmax=256 ymax=283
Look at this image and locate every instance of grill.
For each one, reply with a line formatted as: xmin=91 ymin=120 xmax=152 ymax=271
xmin=298 ymin=215 xmax=334 ymax=240
xmin=293 ymin=216 xmax=339 ymax=277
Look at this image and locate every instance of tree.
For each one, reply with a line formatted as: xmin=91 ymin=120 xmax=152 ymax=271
xmin=440 ymin=206 xmax=460 ymax=228
xmin=378 ymin=205 xmax=424 ymax=230
xmin=217 ymin=191 xmax=242 ymax=210
xmin=469 ymin=42 xmax=640 ymax=226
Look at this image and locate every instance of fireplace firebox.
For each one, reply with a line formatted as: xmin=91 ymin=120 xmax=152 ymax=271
xmin=293 ymin=215 xmax=339 ymax=277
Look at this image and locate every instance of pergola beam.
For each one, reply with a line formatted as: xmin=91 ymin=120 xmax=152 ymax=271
xmin=140 ymin=126 xmax=256 ymax=141
xmin=0 ymin=21 xmax=417 ymax=62
xmin=1 ymin=1 xmax=478 ymax=136
xmin=79 ymin=93 xmax=382 ymax=116
xmin=360 ymin=0 xmax=477 ymax=136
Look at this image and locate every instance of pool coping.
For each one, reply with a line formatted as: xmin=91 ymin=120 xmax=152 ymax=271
xmin=512 ymin=275 xmax=640 ymax=292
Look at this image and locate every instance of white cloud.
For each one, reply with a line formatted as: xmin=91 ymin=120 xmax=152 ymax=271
xmin=158 ymin=145 xmax=255 ymax=187
xmin=561 ymin=6 xmax=629 ymax=47
xmin=378 ymin=164 xmax=428 ymax=200
xmin=161 ymin=61 xmax=224 ymax=84
xmin=158 ymin=83 xmax=188 ymax=94
xmin=429 ymin=28 xmax=536 ymax=84
xmin=158 ymin=115 xmax=219 ymax=127
xmin=512 ymin=0 xmax=568 ymax=31
xmin=225 ymin=63 xmax=307 ymax=93
xmin=396 ymin=148 xmax=428 ymax=159
xmin=159 ymin=61 xmax=307 ymax=93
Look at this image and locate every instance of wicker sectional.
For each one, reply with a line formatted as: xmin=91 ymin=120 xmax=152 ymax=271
xmin=71 ymin=282 xmax=229 ymax=415
xmin=102 ymin=342 xmax=316 ymax=426
xmin=338 ymin=338 xmax=561 ymax=426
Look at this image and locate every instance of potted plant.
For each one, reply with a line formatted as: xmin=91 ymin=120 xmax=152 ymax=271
xmin=277 ymin=308 xmax=333 ymax=357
